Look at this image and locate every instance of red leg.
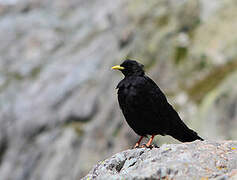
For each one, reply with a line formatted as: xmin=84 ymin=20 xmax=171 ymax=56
xmin=133 ymin=136 xmax=144 ymax=148
xmin=145 ymin=135 xmax=155 ymax=147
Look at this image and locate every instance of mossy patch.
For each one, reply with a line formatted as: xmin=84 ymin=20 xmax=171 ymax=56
xmin=197 ymin=55 xmax=208 ymax=70
xmin=30 ymin=66 xmax=42 ymax=78
xmin=187 ymin=60 xmax=237 ymax=103
xmin=11 ymin=72 xmax=24 ymax=81
xmin=156 ymin=14 xmax=170 ymax=27
xmin=174 ymin=46 xmax=188 ymax=64
xmin=64 ymin=122 xmax=84 ymax=136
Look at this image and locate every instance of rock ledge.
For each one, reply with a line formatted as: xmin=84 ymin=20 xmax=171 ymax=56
xmin=83 ymin=141 xmax=237 ymax=180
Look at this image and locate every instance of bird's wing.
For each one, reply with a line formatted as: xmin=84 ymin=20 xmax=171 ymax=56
xmin=134 ymin=76 xmax=170 ymax=119
xmin=143 ymin=76 xmax=202 ymax=141
xmin=139 ymin=76 xmax=182 ymax=133
xmin=142 ymin=75 xmax=168 ymax=108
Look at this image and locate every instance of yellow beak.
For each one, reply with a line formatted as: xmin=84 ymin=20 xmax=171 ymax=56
xmin=111 ymin=65 xmax=125 ymax=70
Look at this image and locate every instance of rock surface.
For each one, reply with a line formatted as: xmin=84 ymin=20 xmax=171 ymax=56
xmin=83 ymin=141 xmax=237 ymax=180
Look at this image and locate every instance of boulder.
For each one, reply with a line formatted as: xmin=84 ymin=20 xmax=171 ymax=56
xmin=83 ymin=141 xmax=237 ymax=180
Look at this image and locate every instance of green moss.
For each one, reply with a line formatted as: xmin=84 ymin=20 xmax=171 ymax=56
xmin=197 ymin=55 xmax=208 ymax=70
xmin=187 ymin=60 xmax=237 ymax=103
xmin=174 ymin=46 xmax=188 ymax=64
xmin=0 ymin=66 xmax=42 ymax=93
xmin=0 ymin=71 xmax=24 ymax=92
xmin=30 ymin=66 xmax=42 ymax=78
xmin=64 ymin=122 xmax=84 ymax=136
xmin=11 ymin=72 xmax=24 ymax=80
xmin=156 ymin=14 xmax=169 ymax=27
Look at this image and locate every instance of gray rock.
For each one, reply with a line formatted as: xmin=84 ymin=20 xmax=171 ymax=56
xmin=83 ymin=141 xmax=237 ymax=180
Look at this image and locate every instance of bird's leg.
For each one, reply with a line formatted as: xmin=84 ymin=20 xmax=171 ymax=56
xmin=133 ymin=136 xmax=144 ymax=148
xmin=145 ymin=135 xmax=155 ymax=148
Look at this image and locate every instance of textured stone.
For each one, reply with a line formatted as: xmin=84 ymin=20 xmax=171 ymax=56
xmin=83 ymin=141 xmax=237 ymax=180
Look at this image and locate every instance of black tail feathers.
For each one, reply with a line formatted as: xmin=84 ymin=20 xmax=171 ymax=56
xmin=168 ymin=118 xmax=204 ymax=142
xmin=170 ymin=127 xmax=203 ymax=142
xmin=167 ymin=105 xmax=203 ymax=142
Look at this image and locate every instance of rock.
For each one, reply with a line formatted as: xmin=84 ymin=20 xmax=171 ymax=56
xmin=83 ymin=141 xmax=237 ymax=180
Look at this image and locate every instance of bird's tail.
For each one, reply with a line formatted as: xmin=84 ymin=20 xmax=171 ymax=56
xmin=171 ymin=126 xmax=203 ymax=142
xmin=166 ymin=104 xmax=203 ymax=142
xmin=168 ymin=114 xmax=203 ymax=142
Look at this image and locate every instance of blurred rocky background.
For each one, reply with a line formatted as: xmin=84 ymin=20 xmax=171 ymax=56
xmin=0 ymin=0 xmax=237 ymax=179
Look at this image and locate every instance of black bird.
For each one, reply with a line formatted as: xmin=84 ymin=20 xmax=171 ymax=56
xmin=112 ymin=59 xmax=203 ymax=148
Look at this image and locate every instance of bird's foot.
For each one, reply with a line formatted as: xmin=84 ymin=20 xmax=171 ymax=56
xmin=132 ymin=144 xmax=140 ymax=149
xmin=141 ymin=144 xmax=159 ymax=149
xmin=152 ymin=144 xmax=159 ymax=148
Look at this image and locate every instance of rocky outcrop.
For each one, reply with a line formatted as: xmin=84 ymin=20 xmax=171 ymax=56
xmin=84 ymin=141 xmax=237 ymax=180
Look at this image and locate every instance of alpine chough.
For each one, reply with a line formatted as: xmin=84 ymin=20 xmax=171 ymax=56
xmin=112 ymin=59 xmax=203 ymax=148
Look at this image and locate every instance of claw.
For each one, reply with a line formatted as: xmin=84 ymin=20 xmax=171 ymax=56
xmin=146 ymin=144 xmax=154 ymax=149
xmin=148 ymin=144 xmax=159 ymax=149
xmin=140 ymin=144 xmax=148 ymax=148
xmin=132 ymin=135 xmax=159 ymax=149
xmin=133 ymin=143 xmax=140 ymax=149
xmin=140 ymin=144 xmax=159 ymax=149
xmin=132 ymin=136 xmax=144 ymax=149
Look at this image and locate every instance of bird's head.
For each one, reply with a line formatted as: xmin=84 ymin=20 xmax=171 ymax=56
xmin=111 ymin=59 xmax=144 ymax=76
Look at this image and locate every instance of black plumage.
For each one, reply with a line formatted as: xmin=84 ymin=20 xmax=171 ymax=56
xmin=112 ymin=59 xmax=203 ymax=148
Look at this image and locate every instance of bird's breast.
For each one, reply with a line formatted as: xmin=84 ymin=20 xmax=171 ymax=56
xmin=118 ymin=85 xmax=143 ymax=110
